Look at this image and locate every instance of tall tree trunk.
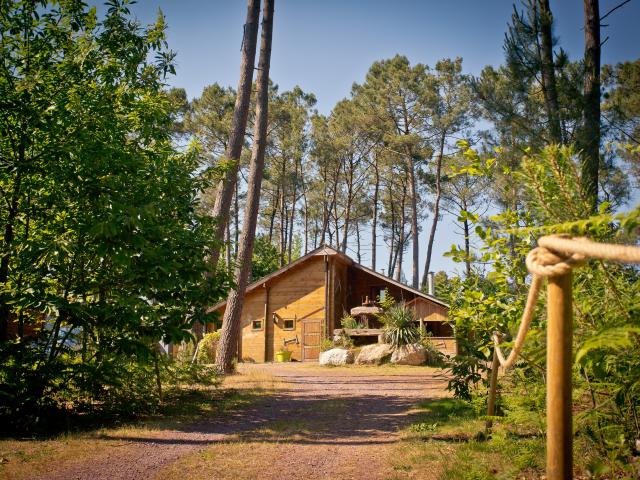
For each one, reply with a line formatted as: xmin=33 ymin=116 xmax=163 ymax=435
xmin=287 ymin=159 xmax=297 ymax=263
xmin=581 ymin=0 xmax=600 ymax=212
xmin=268 ymin=186 xmax=278 ymax=242
xmin=422 ymin=136 xmax=445 ymax=289
xmin=0 ymin=168 xmax=22 ymax=340
xmin=355 ymin=221 xmax=361 ymax=263
xmin=215 ymin=0 xmax=274 ymax=374
xmin=302 ymin=188 xmax=309 ymax=254
xmin=341 ymin=158 xmax=354 ymax=253
xmin=208 ymin=0 xmax=260 ymax=274
xmin=538 ymin=0 xmax=562 ymax=144
xmin=463 ymin=217 xmax=471 ymax=278
xmin=234 ymin=179 xmax=240 ymax=255
xmin=300 ymin=173 xmax=309 ymax=254
xmin=371 ymin=162 xmax=379 ymax=271
xmin=407 ymin=156 xmax=419 ymax=288
xmin=387 ymin=187 xmax=395 ymax=277
xmin=279 ymin=179 xmax=286 ymax=266
xmin=395 ymin=183 xmax=407 ymax=282
xmin=225 ymin=221 xmax=231 ymax=268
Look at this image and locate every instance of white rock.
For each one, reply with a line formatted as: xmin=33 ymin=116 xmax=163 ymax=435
xmin=354 ymin=343 xmax=394 ymax=365
xmin=390 ymin=344 xmax=427 ymax=365
xmin=319 ymin=348 xmax=354 ymax=366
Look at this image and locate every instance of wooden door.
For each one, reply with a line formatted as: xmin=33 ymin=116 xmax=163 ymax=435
xmin=302 ymin=319 xmax=322 ymax=361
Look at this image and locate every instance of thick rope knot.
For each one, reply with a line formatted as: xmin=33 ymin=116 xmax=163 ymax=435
xmin=494 ymin=234 xmax=640 ymax=370
xmin=526 ymin=244 xmax=586 ymax=277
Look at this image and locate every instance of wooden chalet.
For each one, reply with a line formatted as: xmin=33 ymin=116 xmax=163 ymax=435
xmin=208 ymin=246 xmax=454 ymax=362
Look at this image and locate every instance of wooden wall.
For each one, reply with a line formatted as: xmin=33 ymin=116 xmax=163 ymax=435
xmin=408 ymin=298 xmax=448 ymax=322
xmin=331 ymin=258 xmax=349 ymax=333
xmin=209 ymin=252 xmax=453 ymax=363
xmin=210 ymin=255 xmax=327 ymax=362
xmin=268 ymin=256 xmax=326 ymax=361
xmin=347 ymin=267 xmax=419 ymax=310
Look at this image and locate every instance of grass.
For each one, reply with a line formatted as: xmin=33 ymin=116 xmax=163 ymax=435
xmin=387 ymin=398 xmax=547 ymax=480
xmin=0 ymin=368 xmax=278 ymax=480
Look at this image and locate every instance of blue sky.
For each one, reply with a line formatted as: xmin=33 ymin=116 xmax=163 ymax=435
xmin=114 ymin=0 xmax=639 ymax=277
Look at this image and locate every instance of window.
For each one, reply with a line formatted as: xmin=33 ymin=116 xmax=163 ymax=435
xmin=370 ymin=286 xmax=385 ymax=302
xmin=283 ymin=318 xmax=295 ymax=330
xmin=252 ymin=319 xmax=263 ymax=331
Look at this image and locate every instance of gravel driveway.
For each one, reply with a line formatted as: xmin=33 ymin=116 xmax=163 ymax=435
xmin=38 ymin=363 xmax=449 ymax=480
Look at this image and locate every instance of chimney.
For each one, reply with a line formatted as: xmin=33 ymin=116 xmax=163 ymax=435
xmin=427 ymin=271 xmax=435 ymax=296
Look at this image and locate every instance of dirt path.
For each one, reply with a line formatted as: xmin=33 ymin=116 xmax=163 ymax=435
xmin=37 ymin=364 xmax=449 ymax=480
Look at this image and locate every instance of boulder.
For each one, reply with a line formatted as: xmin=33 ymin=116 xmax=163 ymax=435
xmin=355 ymin=343 xmax=394 ymax=365
xmin=390 ymin=344 xmax=427 ymax=366
xmin=319 ymin=348 xmax=354 ymax=366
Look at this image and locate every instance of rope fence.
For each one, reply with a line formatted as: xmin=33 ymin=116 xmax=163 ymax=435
xmin=484 ymin=234 xmax=640 ymax=480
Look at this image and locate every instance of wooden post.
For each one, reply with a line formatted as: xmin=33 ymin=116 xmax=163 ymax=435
xmin=485 ymin=346 xmax=500 ymax=434
xmin=547 ymin=272 xmax=573 ymax=480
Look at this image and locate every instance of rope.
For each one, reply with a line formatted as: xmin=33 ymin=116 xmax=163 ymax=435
xmin=493 ymin=234 xmax=640 ymax=370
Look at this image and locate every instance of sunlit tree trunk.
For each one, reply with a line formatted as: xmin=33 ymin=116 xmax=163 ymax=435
xmin=422 ymin=134 xmax=445 ymax=289
xmin=287 ymin=158 xmax=298 ymax=263
xmin=216 ymin=0 xmax=274 ymax=374
xmin=371 ymin=160 xmax=379 ymax=271
xmin=395 ymin=182 xmax=407 ymax=282
xmin=234 ymin=179 xmax=240 ymax=255
xmin=208 ymin=0 xmax=260 ymax=274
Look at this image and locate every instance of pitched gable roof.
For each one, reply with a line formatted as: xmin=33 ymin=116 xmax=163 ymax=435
xmin=209 ymin=245 xmax=449 ymax=312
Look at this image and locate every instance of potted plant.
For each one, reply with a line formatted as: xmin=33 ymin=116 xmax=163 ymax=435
xmin=275 ymin=344 xmax=292 ymax=362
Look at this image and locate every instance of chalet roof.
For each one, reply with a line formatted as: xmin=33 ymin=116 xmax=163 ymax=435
xmin=208 ymin=245 xmax=449 ymax=312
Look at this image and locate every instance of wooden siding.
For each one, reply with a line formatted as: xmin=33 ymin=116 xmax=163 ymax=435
xmin=209 ymin=247 xmax=453 ymax=363
xmin=331 ymin=258 xmax=349 ymax=333
xmin=430 ymin=337 xmax=458 ymax=356
xmin=407 ymin=297 xmax=448 ymax=322
xmin=348 ymin=267 xmax=419 ymax=310
xmin=211 ymin=255 xmax=327 ymax=362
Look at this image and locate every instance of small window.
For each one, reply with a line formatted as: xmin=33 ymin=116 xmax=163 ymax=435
xmin=252 ymin=320 xmax=263 ymax=331
xmin=283 ymin=319 xmax=295 ymax=330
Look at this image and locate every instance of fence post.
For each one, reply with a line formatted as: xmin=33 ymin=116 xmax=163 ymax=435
xmin=547 ymin=271 xmax=573 ymax=480
xmin=485 ymin=345 xmax=500 ymax=434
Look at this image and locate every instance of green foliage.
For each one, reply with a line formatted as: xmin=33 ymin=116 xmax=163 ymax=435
xmin=196 ymin=332 xmax=221 ymax=364
xmin=376 ymin=288 xmax=396 ymax=310
xmin=320 ymin=338 xmax=334 ymax=352
xmin=340 ymin=314 xmax=363 ymax=329
xmin=443 ymin=144 xmax=640 ymax=472
xmin=0 ymin=0 xmax=227 ymax=432
xmin=322 ymin=331 xmax=354 ymax=351
xmin=380 ymin=305 xmax=419 ymax=347
xmin=251 ymin=235 xmax=281 ymax=280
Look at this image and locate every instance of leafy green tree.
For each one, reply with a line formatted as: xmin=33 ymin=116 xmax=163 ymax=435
xmin=250 ymin=235 xmax=280 ymax=280
xmin=421 ymin=58 xmax=476 ymax=284
xmin=354 ymin=55 xmax=432 ymax=288
xmin=0 ymin=0 xmax=226 ymax=427
xmin=603 ymin=59 xmax=640 ymax=188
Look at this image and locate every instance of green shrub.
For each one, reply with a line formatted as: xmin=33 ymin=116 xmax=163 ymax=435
xmin=320 ymin=338 xmax=334 ymax=352
xmin=176 ymin=341 xmax=196 ymax=364
xmin=377 ymin=288 xmax=396 ymax=310
xmin=340 ymin=314 xmax=363 ymax=329
xmin=196 ymin=332 xmax=220 ymax=364
xmin=420 ymin=335 xmax=446 ymax=367
xmin=380 ymin=305 xmax=419 ymax=347
xmin=336 ymin=332 xmax=354 ymax=349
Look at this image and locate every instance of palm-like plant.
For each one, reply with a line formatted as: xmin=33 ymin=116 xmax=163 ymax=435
xmin=380 ymin=305 xmax=419 ymax=347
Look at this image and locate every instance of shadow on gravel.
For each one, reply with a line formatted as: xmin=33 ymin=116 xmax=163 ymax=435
xmin=97 ymin=392 xmax=442 ymax=447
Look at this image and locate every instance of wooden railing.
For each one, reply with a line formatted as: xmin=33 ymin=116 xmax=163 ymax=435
xmin=485 ymin=235 xmax=640 ymax=480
